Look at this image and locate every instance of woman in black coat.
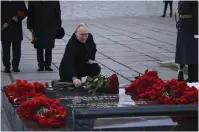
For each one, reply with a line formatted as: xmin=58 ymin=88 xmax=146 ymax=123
xmin=27 ymin=1 xmax=62 ymax=71
xmin=59 ymin=23 xmax=101 ymax=87
xmin=1 ymin=1 xmax=27 ymax=73
xmin=175 ymin=1 xmax=198 ymax=82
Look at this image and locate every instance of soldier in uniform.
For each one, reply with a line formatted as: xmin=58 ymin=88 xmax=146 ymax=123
xmin=175 ymin=1 xmax=198 ymax=82
xmin=27 ymin=1 xmax=62 ymax=71
xmin=1 ymin=1 xmax=27 ymax=73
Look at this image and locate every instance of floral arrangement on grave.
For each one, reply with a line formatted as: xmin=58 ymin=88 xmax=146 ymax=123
xmin=125 ymin=69 xmax=198 ymax=105
xmin=83 ymin=74 xmax=119 ymax=94
xmin=18 ymin=95 xmax=68 ymax=128
xmin=54 ymin=74 xmax=119 ymax=94
xmin=5 ymin=79 xmax=48 ymax=104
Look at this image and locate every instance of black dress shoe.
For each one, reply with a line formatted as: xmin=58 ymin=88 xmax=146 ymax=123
xmin=186 ymin=78 xmax=193 ymax=83
xmin=4 ymin=68 xmax=10 ymax=73
xmin=45 ymin=67 xmax=53 ymax=71
xmin=13 ymin=68 xmax=20 ymax=72
xmin=38 ymin=67 xmax=44 ymax=71
xmin=161 ymin=15 xmax=165 ymax=17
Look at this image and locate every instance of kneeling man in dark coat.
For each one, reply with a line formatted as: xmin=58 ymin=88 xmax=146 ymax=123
xmin=59 ymin=23 xmax=101 ymax=87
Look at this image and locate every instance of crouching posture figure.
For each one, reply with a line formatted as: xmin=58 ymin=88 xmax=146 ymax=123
xmin=59 ymin=23 xmax=101 ymax=87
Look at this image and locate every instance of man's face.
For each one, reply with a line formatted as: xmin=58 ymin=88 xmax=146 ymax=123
xmin=76 ymin=26 xmax=89 ymax=43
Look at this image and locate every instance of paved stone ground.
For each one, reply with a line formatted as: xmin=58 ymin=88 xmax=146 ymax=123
xmin=1 ymin=1 xmax=186 ymax=131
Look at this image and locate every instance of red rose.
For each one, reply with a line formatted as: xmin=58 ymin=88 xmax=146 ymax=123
xmin=33 ymin=114 xmax=40 ymax=121
xmin=144 ymin=70 xmax=158 ymax=78
xmin=108 ymin=74 xmax=119 ymax=94
xmin=45 ymin=82 xmax=49 ymax=87
xmin=38 ymin=118 xmax=50 ymax=127
xmin=18 ymin=10 xmax=24 ymax=17
xmin=16 ymin=79 xmax=22 ymax=84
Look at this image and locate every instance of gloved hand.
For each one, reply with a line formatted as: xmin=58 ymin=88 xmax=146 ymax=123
xmin=88 ymin=60 xmax=97 ymax=64
xmin=2 ymin=23 xmax=8 ymax=28
xmin=72 ymin=78 xmax=82 ymax=88
xmin=12 ymin=16 xmax=18 ymax=22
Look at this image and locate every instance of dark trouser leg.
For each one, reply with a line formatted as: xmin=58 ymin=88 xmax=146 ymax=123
xmin=169 ymin=2 xmax=173 ymax=17
xmin=180 ymin=64 xmax=185 ymax=70
xmin=37 ymin=48 xmax=44 ymax=68
xmin=1 ymin=41 xmax=11 ymax=69
xmin=162 ymin=2 xmax=168 ymax=17
xmin=59 ymin=70 xmax=73 ymax=82
xmin=188 ymin=64 xmax=198 ymax=82
xmin=59 ymin=63 xmax=101 ymax=82
xmin=78 ymin=63 xmax=101 ymax=78
xmin=178 ymin=64 xmax=185 ymax=81
xmin=45 ymin=48 xmax=52 ymax=68
xmin=12 ymin=41 xmax=21 ymax=69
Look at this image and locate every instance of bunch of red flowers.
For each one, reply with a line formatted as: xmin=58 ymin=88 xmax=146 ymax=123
xmin=125 ymin=70 xmax=198 ymax=104
xmin=17 ymin=10 xmax=25 ymax=18
xmin=158 ymin=79 xmax=198 ymax=104
xmin=84 ymin=74 xmax=119 ymax=94
xmin=18 ymin=95 xmax=68 ymax=128
xmin=107 ymin=74 xmax=119 ymax=94
xmin=5 ymin=79 xmax=48 ymax=104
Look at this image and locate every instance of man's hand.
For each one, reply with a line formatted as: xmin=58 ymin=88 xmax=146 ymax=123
xmin=12 ymin=16 xmax=18 ymax=22
xmin=2 ymin=23 xmax=8 ymax=28
xmin=73 ymin=78 xmax=82 ymax=88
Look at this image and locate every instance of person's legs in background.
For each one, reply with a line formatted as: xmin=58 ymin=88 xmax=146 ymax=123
xmin=169 ymin=1 xmax=173 ymax=17
xmin=12 ymin=40 xmax=21 ymax=72
xmin=162 ymin=2 xmax=168 ymax=17
xmin=1 ymin=41 xmax=11 ymax=73
xmin=45 ymin=48 xmax=53 ymax=71
xmin=178 ymin=64 xmax=185 ymax=81
xmin=37 ymin=48 xmax=44 ymax=71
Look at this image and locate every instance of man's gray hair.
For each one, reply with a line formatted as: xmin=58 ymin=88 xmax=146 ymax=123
xmin=75 ymin=23 xmax=88 ymax=33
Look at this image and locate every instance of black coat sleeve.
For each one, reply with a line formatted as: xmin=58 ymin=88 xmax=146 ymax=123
xmin=59 ymin=39 xmax=77 ymax=79
xmin=54 ymin=1 xmax=62 ymax=28
xmin=89 ymin=33 xmax=97 ymax=60
xmin=18 ymin=1 xmax=28 ymax=20
xmin=192 ymin=1 xmax=198 ymax=35
xmin=27 ymin=1 xmax=34 ymax=29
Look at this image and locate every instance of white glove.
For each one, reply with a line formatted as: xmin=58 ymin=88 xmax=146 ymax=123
xmin=12 ymin=16 xmax=18 ymax=22
xmin=194 ymin=35 xmax=198 ymax=39
xmin=73 ymin=78 xmax=82 ymax=88
xmin=2 ymin=23 xmax=8 ymax=28
xmin=88 ymin=60 xmax=97 ymax=64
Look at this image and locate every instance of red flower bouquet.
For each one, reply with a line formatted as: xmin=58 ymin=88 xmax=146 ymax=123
xmin=125 ymin=70 xmax=198 ymax=105
xmin=5 ymin=80 xmax=48 ymax=104
xmin=18 ymin=95 xmax=68 ymax=128
xmin=125 ymin=70 xmax=198 ymax=124
xmin=84 ymin=74 xmax=119 ymax=94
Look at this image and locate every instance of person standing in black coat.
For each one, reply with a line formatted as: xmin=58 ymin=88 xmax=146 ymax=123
xmin=59 ymin=23 xmax=101 ymax=88
xmin=175 ymin=1 xmax=198 ymax=82
xmin=1 ymin=1 xmax=27 ymax=73
xmin=161 ymin=0 xmax=173 ymax=17
xmin=27 ymin=1 xmax=62 ymax=71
